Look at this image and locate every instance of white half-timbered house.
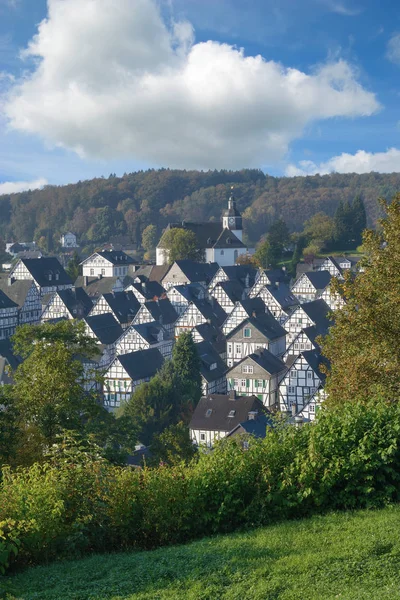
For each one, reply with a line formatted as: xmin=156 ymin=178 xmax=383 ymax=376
xmin=191 ymin=321 xmax=226 ymax=360
xmin=189 ymin=391 xmax=265 ymax=448
xmin=226 ymin=348 xmax=286 ymax=407
xmin=221 ymin=297 xmax=267 ymax=337
xmin=226 ymin=314 xmax=287 ymax=367
xmin=166 ymin=283 xmax=206 ymax=315
xmin=297 ymin=386 xmax=327 ymax=422
xmin=319 ymin=285 xmax=345 ymax=311
xmin=0 ymin=290 xmax=18 ymax=340
xmin=316 ymin=256 xmax=343 ymax=278
xmin=257 ymin=283 xmax=299 ymax=323
xmin=291 ymin=271 xmax=332 ymax=304
xmin=209 ymin=280 xmax=246 ymax=314
xmin=174 ymin=298 xmax=226 ymax=338
xmin=10 ymin=257 xmax=73 ymax=296
xmin=278 ymin=350 xmax=327 ymax=413
xmin=115 ymin=322 xmax=173 ymax=359
xmin=161 ymin=260 xmax=219 ymax=290
xmin=88 ymin=291 xmax=140 ymax=329
xmin=81 ymin=250 xmax=135 ymax=279
xmin=42 ymin=287 xmax=93 ymax=322
xmin=125 ymin=280 xmax=165 ymax=304
xmin=207 ymin=265 xmax=256 ymax=294
xmin=196 ymin=340 xmax=227 ymax=396
xmin=284 ymin=322 xmax=329 ymax=359
xmin=249 ymin=268 xmax=287 ymax=298
xmin=0 ymin=276 xmax=41 ymax=326
xmin=284 ymin=299 xmax=331 ymax=345
xmin=132 ymin=299 xmax=178 ymax=336
xmin=84 ymin=313 xmax=124 ymax=367
xmin=103 ymin=348 xmax=164 ymax=412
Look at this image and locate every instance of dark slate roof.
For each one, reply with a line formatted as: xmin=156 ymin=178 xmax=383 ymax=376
xmin=0 ymin=275 xmax=34 ymax=307
xmin=301 ymin=350 xmax=329 ymax=383
xmin=101 ymin=291 xmax=140 ymax=325
xmin=159 ymin=222 xmax=224 ymax=250
xmin=214 ymin=279 xmax=245 ymax=303
xmin=134 ymin=264 xmax=171 ymax=283
xmin=220 ymin=265 xmax=258 ymax=285
xmin=227 ymin=413 xmax=273 ymax=439
xmin=190 ymin=393 xmax=265 ymax=433
xmin=265 ymin=283 xmax=299 ymax=310
xmin=247 ymin=348 xmax=286 ymax=375
xmin=169 ymin=260 xmax=219 ymax=284
xmin=129 ymin=322 xmax=170 ymax=345
xmin=129 ymin=281 xmax=165 ymax=300
xmin=194 ymin=322 xmax=226 ymax=356
xmin=192 ymin=298 xmax=227 ymax=328
xmin=171 ymin=283 xmax=206 ymax=301
xmin=93 ymin=250 xmax=135 ymax=265
xmin=211 ymin=228 xmax=246 ymax=249
xmin=264 ymin=268 xmax=289 ymax=284
xmin=240 ymin=296 xmax=267 ymax=317
xmin=19 ymin=257 xmax=72 ymax=287
xmin=85 ymin=313 xmax=124 ymax=345
xmin=75 ymin=275 xmax=132 ymax=299
xmin=301 ymin=321 xmax=331 ymax=348
xmin=301 ymin=270 xmax=332 ymax=290
xmin=117 ymin=348 xmax=164 ymax=381
xmin=142 ymin=299 xmax=178 ymax=325
xmin=195 ymin=340 xmax=227 ymax=383
xmin=300 ymin=299 xmax=332 ymax=327
xmin=0 ymin=289 xmax=18 ymax=310
xmin=227 ymin=313 xmax=287 ymax=342
xmin=56 ymin=287 xmax=93 ymax=317
xmin=323 ymin=256 xmax=343 ymax=272
xmin=0 ymin=339 xmax=21 ymax=370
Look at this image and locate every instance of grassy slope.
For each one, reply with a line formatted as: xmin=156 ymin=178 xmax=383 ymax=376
xmin=8 ymin=506 xmax=400 ymax=600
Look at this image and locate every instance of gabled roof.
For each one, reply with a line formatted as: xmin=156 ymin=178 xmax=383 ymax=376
xmin=190 ymin=393 xmax=265 ymax=433
xmin=0 ymin=339 xmax=21 ymax=370
xmin=263 ymin=283 xmax=299 ymax=310
xmin=299 ymin=270 xmax=332 ymax=290
xmin=100 ymin=291 xmax=140 ymax=324
xmin=191 ymin=298 xmax=227 ymax=328
xmin=321 ymin=256 xmax=343 ymax=272
xmin=214 ymin=279 xmax=245 ymax=303
xmin=141 ymin=299 xmax=178 ymax=325
xmin=194 ymin=322 xmax=226 ymax=355
xmin=75 ymin=275 xmax=131 ymax=298
xmin=81 ymin=250 xmax=135 ymax=266
xmin=301 ymin=350 xmax=329 ymax=383
xmin=240 ymin=296 xmax=267 ymax=317
xmin=116 ymin=348 xmax=164 ymax=381
xmin=56 ymin=287 xmax=93 ymax=317
xmin=128 ymin=280 xmax=165 ymax=300
xmin=133 ymin=264 xmax=171 ymax=283
xmin=17 ymin=257 xmax=72 ymax=288
xmin=164 ymin=260 xmax=219 ymax=284
xmin=169 ymin=283 xmax=205 ymax=301
xmin=84 ymin=313 xmax=124 ymax=345
xmin=242 ymin=348 xmax=286 ymax=376
xmin=128 ymin=322 xmax=170 ymax=345
xmin=264 ymin=268 xmax=289 ymax=284
xmin=0 ymin=289 xmax=18 ymax=310
xmin=299 ymin=299 xmax=332 ymax=327
xmin=211 ymin=228 xmax=246 ymax=249
xmin=159 ymin=222 xmax=224 ymax=250
xmin=195 ymin=340 xmax=227 ymax=383
xmin=220 ymin=265 xmax=258 ymax=283
xmin=0 ymin=275 xmax=36 ymax=307
xmin=226 ymin=313 xmax=287 ymax=342
xmin=227 ymin=414 xmax=273 ymax=439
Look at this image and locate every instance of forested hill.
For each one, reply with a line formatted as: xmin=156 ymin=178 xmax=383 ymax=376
xmin=1 ymin=169 xmax=399 ymax=249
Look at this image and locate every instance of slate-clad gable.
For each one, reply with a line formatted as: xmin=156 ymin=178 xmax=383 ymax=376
xmin=196 ymin=340 xmax=227 ymax=395
xmin=89 ymin=291 xmax=140 ymax=327
xmin=84 ymin=313 xmax=124 ymax=346
xmin=11 ymin=257 xmax=73 ymax=294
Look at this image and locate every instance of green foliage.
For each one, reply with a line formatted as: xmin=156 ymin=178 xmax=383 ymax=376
xmin=322 ymin=193 xmax=400 ymax=404
xmin=65 ymin=251 xmax=81 ymax=281
xmin=172 ymin=332 xmax=202 ymax=414
xmin=253 ymin=218 xmax=289 ymax=267
xmin=161 ymin=228 xmax=204 ymax=264
xmin=302 ymin=212 xmax=335 ymax=249
xmin=141 ymin=224 xmax=158 ymax=252
xmin=2 ymin=399 xmax=400 ymax=572
xmin=149 ymin=423 xmax=197 ymax=466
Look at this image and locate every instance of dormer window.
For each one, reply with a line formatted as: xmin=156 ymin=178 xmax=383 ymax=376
xmin=210 ymin=362 xmax=217 ymax=370
xmin=206 ymin=408 xmax=212 ymax=417
xmin=48 ymin=272 xmax=53 ymax=281
xmin=228 ymin=409 xmax=236 ymax=418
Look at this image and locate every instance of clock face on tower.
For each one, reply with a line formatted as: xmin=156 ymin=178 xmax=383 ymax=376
xmin=228 ymin=217 xmax=235 ymax=226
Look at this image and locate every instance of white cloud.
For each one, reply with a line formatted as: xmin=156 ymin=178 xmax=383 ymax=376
xmin=3 ymin=0 xmax=380 ymax=169
xmin=0 ymin=177 xmax=48 ymax=195
xmin=387 ymin=33 xmax=400 ymax=65
xmin=319 ymin=0 xmax=361 ymax=16
xmin=286 ymin=148 xmax=400 ymax=176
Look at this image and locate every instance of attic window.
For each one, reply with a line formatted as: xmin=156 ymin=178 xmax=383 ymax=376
xmin=210 ymin=362 xmax=217 ymax=370
xmin=206 ymin=408 xmax=212 ymax=417
xmin=207 ymin=238 xmax=212 ymax=244
xmin=227 ymin=238 xmax=232 ymax=244
xmin=228 ymin=409 xmax=236 ymax=418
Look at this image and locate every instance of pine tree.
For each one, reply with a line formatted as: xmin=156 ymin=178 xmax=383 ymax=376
xmin=172 ymin=332 xmax=202 ymax=415
xmin=334 ymin=199 xmax=353 ymax=249
xmin=351 ymin=195 xmax=367 ymax=246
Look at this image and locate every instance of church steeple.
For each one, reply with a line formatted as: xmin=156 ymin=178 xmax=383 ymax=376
xmin=222 ymin=187 xmax=243 ymax=241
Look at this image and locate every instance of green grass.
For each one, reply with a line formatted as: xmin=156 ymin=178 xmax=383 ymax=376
xmin=7 ymin=505 xmax=400 ymax=600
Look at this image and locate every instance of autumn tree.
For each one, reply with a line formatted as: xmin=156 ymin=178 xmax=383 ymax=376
xmin=66 ymin=251 xmax=81 ymax=281
xmin=141 ymin=224 xmax=158 ymax=260
xmin=161 ymin=228 xmax=204 ymax=263
xmin=322 ymin=194 xmax=400 ymax=405
xmin=302 ymin=212 xmax=335 ymax=251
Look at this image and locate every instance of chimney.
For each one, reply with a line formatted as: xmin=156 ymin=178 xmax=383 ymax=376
xmin=276 ymin=281 xmax=280 ymax=288
xmin=84 ymin=276 xmax=89 ymax=286
xmin=248 ymin=410 xmax=258 ymax=421
xmin=252 ymin=310 xmax=257 ymax=318
xmin=228 ymin=389 xmax=237 ymax=400
xmin=282 ymin=266 xmax=286 ymax=272
xmin=8 ymin=276 xmax=15 ymax=286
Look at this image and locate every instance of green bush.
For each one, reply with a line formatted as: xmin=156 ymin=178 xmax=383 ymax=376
xmin=2 ymin=399 xmax=400 ymax=572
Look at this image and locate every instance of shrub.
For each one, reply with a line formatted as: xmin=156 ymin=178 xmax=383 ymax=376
xmin=2 ymin=399 xmax=400 ymax=572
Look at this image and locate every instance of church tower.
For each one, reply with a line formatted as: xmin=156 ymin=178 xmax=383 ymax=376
xmin=222 ymin=189 xmax=243 ymax=241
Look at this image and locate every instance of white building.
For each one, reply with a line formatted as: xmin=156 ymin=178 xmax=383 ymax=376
xmin=81 ymin=250 xmax=135 ymax=279
xmin=9 ymin=257 xmax=73 ymax=297
xmin=156 ymin=193 xmax=254 ymax=267
xmin=60 ymin=232 xmax=78 ymax=248
xmin=278 ymin=350 xmax=327 ymax=414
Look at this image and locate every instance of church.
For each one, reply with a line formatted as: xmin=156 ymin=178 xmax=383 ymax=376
xmin=156 ymin=193 xmax=254 ymax=267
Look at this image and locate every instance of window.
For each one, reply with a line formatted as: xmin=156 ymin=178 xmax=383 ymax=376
xmin=303 ymin=387 xmax=310 ymax=395
xmin=307 ymin=371 xmax=313 ymax=380
xmin=90 ymin=268 xmax=94 ymax=276
xmin=255 ymin=379 xmax=260 ymax=388
xmin=206 ymin=409 xmax=212 ymax=417
xmin=228 ymin=343 xmax=232 ymax=353
xmin=242 ymin=365 xmax=254 ymax=374
xmin=294 ymin=343 xmax=299 ymax=350
xmin=101 ymin=268 xmax=106 ymax=275
xmin=200 ymin=433 xmax=206 ymax=441
xmin=243 ymin=441 xmax=249 ymax=450
xmin=297 ymin=318 xmax=302 ymax=324
xmin=228 ymin=409 xmax=236 ymax=418
xmin=234 ymin=379 xmax=239 ymax=386
xmin=241 ymin=379 xmax=246 ymax=387
xmin=288 ymin=386 xmax=295 ymax=394
xmin=309 ymin=404 xmax=315 ymax=413
xmin=235 ymin=344 xmax=242 ymax=355
xmin=243 ymin=327 xmax=251 ymax=338
xmin=290 ymin=370 xmax=297 ymax=378
xmin=220 ymin=250 xmax=224 ymax=256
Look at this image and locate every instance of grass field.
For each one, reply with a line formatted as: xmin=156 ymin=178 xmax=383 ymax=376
xmin=7 ymin=505 xmax=400 ymax=600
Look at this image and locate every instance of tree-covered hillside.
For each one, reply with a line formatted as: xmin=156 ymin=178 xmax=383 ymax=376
xmin=1 ymin=169 xmax=399 ymax=250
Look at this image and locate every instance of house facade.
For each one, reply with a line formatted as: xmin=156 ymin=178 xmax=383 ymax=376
xmin=81 ymin=250 xmax=134 ymax=278
xmin=115 ymin=322 xmax=173 ymax=359
xmin=10 ymin=257 xmax=73 ymax=296
xmin=0 ymin=276 xmax=42 ymax=326
xmin=0 ymin=291 xmax=19 ymax=340
xmin=226 ymin=316 xmax=287 ymax=367
xmin=60 ymin=232 xmax=78 ymax=248
xmin=291 ymin=271 xmax=332 ymax=304
xmin=278 ymin=350 xmax=326 ymax=413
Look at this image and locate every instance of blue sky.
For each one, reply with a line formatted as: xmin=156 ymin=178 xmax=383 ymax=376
xmin=0 ymin=0 xmax=399 ymax=191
